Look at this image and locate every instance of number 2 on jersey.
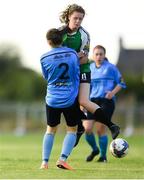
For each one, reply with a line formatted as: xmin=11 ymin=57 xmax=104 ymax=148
xmin=58 ymin=63 xmax=70 ymax=80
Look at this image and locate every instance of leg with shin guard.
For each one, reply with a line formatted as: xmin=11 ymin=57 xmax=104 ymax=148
xmin=74 ymin=110 xmax=87 ymax=147
xmin=93 ymin=108 xmax=120 ymax=139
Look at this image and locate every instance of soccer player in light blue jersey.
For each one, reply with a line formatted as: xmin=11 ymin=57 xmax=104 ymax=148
xmin=40 ymin=28 xmax=86 ymax=170
xmin=83 ymin=45 xmax=126 ymax=162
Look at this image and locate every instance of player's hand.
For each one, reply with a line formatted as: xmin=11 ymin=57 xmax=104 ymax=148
xmin=78 ymin=51 xmax=88 ymax=64
xmin=105 ymin=91 xmax=114 ymax=99
xmin=78 ymin=51 xmax=86 ymax=58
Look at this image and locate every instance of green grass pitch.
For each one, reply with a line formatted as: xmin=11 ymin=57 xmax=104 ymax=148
xmin=0 ymin=133 xmax=144 ymax=179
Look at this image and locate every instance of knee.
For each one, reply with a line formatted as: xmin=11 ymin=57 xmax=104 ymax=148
xmin=66 ymin=126 xmax=77 ymax=133
xmin=84 ymin=126 xmax=93 ymax=134
xmin=96 ymin=128 xmax=106 ymax=136
xmin=46 ymin=125 xmax=57 ymax=134
xmin=97 ymin=129 xmax=102 ymax=136
xmin=83 ymin=121 xmax=94 ymax=134
xmin=79 ymin=97 xmax=89 ymax=107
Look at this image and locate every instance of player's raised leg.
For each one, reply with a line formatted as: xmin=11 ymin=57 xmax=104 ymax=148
xmin=76 ymin=83 xmax=120 ymax=147
xmin=80 ymin=83 xmax=120 ymax=139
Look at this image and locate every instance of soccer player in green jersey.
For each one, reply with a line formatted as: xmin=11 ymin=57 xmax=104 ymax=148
xmin=58 ymin=4 xmax=120 ymax=146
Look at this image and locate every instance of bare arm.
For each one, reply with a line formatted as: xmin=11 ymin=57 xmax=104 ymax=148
xmin=78 ymin=51 xmax=88 ymax=65
xmin=105 ymin=85 xmax=122 ymax=99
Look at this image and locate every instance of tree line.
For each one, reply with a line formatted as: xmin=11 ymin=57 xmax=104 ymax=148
xmin=0 ymin=43 xmax=46 ymax=102
xmin=0 ymin=43 xmax=143 ymax=102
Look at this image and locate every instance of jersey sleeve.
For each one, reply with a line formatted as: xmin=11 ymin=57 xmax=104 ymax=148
xmin=79 ymin=27 xmax=90 ymax=55
xmin=40 ymin=59 xmax=48 ymax=80
xmin=113 ymin=66 xmax=126 ymax=88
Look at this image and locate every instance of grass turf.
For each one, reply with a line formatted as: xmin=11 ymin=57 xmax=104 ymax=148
xmin=0 ymin=133 xmax=144 ymax=179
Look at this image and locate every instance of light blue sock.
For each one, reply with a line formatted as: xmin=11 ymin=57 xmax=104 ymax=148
xmin=60 ymin=132 xmax=76 ymax=161
xmin=99 ymin=135 xmax=108 ymax=158
xmin=42 ymin=133 xmax=54 ymax=163
xmin=85 ymin=132 xmax=99 ymax=152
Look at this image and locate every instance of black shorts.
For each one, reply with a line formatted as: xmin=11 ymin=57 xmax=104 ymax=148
xmin=46 ymin=100 xmax=86 ymax=127
xmin=87 ymin=98 xmax=115 ymax=121
xmin=80 ymin=72 xmax=91 ymax=83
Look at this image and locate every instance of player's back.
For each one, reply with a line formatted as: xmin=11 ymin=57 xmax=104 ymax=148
xmin=40 ymin=47 xmax=80 ymax=108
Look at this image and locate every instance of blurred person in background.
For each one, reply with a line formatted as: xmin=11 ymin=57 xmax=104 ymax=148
xmin=83 ymin=45 xmax=126 ymax=162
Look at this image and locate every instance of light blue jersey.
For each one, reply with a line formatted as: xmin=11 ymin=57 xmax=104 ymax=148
xmin=40 ymin=47 xmax=80 ymax=108
xmin=90 ymin=59 xmax=126 ymax=99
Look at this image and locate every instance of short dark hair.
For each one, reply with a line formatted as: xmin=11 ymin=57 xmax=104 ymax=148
xmin=46 ymin=28 xmax=62 ymax=46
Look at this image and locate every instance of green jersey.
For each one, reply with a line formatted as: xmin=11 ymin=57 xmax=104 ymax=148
xmin=59 ymin=26 xmax=90 ymax=73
